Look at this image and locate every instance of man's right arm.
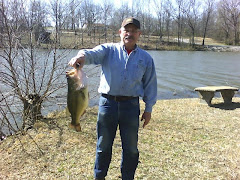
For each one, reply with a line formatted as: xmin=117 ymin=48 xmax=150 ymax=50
xmin=68 ymin=44 xmax=109 ymax=68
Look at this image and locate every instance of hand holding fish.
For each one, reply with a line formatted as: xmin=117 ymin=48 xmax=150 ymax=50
xmin=68 ymin=52 xmax=85 ymax=69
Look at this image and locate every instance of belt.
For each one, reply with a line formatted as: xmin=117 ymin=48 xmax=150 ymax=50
xmin=101 ymin=94 xmax=138 ymax=102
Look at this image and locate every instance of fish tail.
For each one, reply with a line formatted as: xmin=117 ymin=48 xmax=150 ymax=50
xmin=69 ymin=123 xmax=81 ymax=132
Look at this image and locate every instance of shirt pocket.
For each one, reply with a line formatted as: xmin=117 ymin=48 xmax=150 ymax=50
xmin=132 ymin=61 xmax=146 ymax=81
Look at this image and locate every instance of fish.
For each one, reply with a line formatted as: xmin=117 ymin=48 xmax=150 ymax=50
xmin=66 ymin=66 xmax=88 ymax=132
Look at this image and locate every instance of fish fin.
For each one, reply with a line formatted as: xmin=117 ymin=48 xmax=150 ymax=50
xmin=80 ymin=110 xmax=86 ymax=117
xmin=76 ymin=84 xmax=85 ymax=90
xmin=65 ymin=107 xmax=70 ymax=116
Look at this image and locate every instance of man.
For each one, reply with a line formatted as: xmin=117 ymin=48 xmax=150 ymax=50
xmin=69 ymin=17 xmax=157 ymax=180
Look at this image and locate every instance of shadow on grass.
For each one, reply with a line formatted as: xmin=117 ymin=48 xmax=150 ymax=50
xmin=211 ymin=102 xmax=240 ymax=110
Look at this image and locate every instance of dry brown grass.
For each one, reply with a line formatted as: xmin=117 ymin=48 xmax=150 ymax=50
xmin=1 ymin=98 xmax=240 ymax=179
xmin=38 ymin=31 xmax=225 ymax=51
xmin=194 ymin=37 xmax=225 ymax=46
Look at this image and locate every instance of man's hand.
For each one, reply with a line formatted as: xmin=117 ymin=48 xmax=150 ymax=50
xmin=141 ymin=112 xmax=151 ymax=128
xmin=68 ymin=53 xmax=85 ymax=69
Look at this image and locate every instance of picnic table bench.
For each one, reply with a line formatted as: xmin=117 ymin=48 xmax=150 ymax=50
xmin=194 ymin=86 xmax=239 ymax=105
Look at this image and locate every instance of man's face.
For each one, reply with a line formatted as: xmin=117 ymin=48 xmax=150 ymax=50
xmin=119 ymin=24 xmax=141 ymax=50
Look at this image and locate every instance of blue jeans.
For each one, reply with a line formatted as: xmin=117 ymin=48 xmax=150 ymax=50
xmin=94 ymin=96 xmax=140 ymax=180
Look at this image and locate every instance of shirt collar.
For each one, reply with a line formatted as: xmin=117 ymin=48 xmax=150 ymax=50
xmin=120 ymin=42 xmax=139 ymax=52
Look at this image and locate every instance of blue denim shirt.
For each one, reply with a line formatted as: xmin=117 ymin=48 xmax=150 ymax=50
xmin=79 ymin=42 xmax=157 ymax=112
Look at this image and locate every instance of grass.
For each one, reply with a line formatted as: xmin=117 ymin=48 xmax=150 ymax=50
xmin=37 ymin=31 xmax=226 ymax=51
xmin=3 ymin=28 xmax=229 ymax=51
xmin=194 ymin=37 xmax=225 ymax=46
xmin=1 ymin=98 xmax=240 ymax=179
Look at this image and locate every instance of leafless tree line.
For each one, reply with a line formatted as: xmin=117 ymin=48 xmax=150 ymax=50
xmin=1 ymin=0 xmax=239 ymax=47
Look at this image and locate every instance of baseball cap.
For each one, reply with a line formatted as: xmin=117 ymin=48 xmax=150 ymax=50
xmin=121 ymin=17 xmax=140 ymax=29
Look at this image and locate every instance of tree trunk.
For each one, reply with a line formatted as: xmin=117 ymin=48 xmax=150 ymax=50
xmin=23 ymin=94 xmax=43 ymax=129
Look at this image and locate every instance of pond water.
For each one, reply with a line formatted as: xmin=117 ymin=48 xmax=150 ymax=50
xmin=25 ymin=50 xmax=240 ymax=112
xmin=1 ymin=49 xmax=240 ymax=134
xmin=148 ymin=50 xmax=240 ymax=99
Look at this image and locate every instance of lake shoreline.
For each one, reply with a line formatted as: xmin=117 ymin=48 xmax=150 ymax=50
xmin=62 ymin=45 xmax=240 ymax=52
xmin=197 ymin=45 xmax=240 ymax=52
xmin=7 ymin=41 xmax=239 ymax=52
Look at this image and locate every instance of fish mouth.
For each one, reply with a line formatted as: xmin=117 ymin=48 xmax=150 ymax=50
xmin=66 ymin=71 xmax=70 ymax=78
xmin=66 ymin=69 xmax=75 ymax=76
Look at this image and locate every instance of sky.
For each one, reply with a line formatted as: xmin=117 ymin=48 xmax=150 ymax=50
xmin=94 ymin=0 xmax=133 ymax=8
xmin=42 ymin=0 xmax=133 ymax=7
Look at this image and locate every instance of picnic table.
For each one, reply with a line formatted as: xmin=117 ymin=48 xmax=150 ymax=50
xmin=194 ymin=86 xmax=239 ymax=105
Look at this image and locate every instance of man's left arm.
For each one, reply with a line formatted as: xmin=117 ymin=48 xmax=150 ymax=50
xmin=141 ymin=111 xmax=152 ymax=128
xmin=141 ymin=58 xmax=157 ymax=128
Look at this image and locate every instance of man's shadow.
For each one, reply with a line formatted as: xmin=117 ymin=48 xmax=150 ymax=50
xmin=211 ymin=102 xmax=240 ymax=110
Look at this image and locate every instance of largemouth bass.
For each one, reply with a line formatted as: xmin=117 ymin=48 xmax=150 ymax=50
xmin=66 ymin=67 xmax=88 ymax=132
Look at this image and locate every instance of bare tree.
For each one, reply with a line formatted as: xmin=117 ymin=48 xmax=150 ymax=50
xmin=81 ymin=0 xmax=100 ymax=37
xmin=0 ymin=0 xmax=68 ymax=134
xmin=111 ymin=2 xmax=130 ymax=29
xmin=174 ymin=0 xmax=185 ymax=46
xmin=183 ymin=0 xmax=201 ymax=46
xmin=163 ymin=0 xmax=174 ymax=43
xmin=100 ymin=0 xmax=114 ymax=43
xmin=201 ymin=0 xmax=215 ymax=45
xmin=76 ymin=4 xmax=86 ymax=45
xmin=154 ymin=0 xmax=173 ymax=45
xmin=154 ymin=0 xmax=164 ymax=42
xmin=140 ymin=0 xmax=155 ymax=46
xmin=50 ymin=0 xmax=66 ymax=45
xmin=110 ymin=2 xmax=130 ymax=43
xmin=134 ymin=0 xmax=149 ymax=44
xmin=70 ymin=0 xmax=76 ymax=30
xmin=218 ymin=0 xmax=240 ymax=45
xmin=216 ymin=4 xmax=231 ymax=42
